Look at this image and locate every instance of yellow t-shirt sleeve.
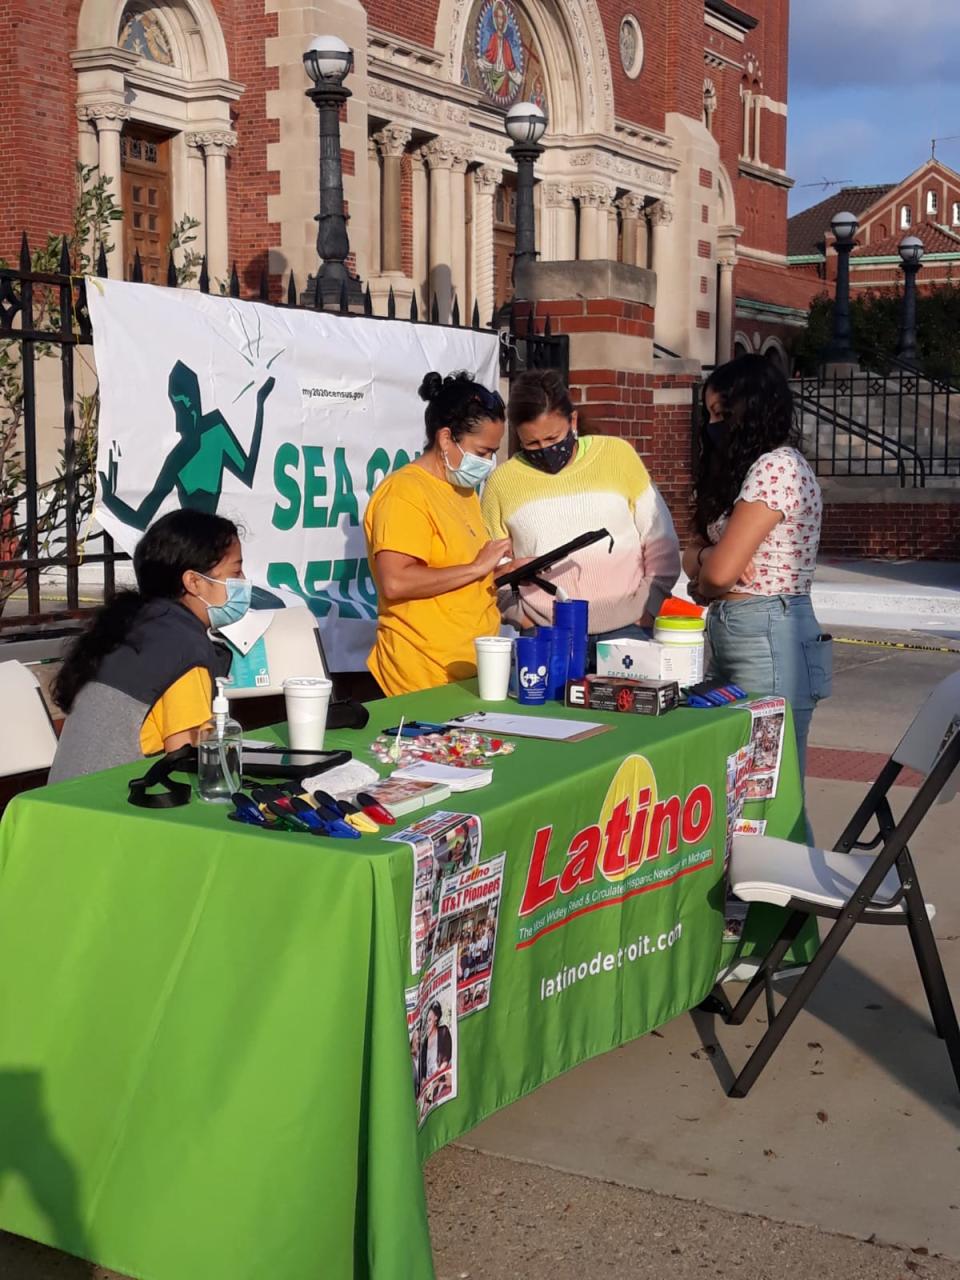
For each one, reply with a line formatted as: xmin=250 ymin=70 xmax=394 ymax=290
xmin=368 ymin=493 xmax=434 ymax=563
xmin=139 ymin=666 xmax=213 ymax=755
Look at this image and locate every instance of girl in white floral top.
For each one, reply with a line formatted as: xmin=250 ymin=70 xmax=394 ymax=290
xmin=683 ymin=355 xmax=832 ymax=779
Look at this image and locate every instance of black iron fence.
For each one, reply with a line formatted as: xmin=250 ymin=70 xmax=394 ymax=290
xmin=0 ymin=237 xmax=568 ymax=632
xmin=790 ymin=367 xmax=960 ymax=488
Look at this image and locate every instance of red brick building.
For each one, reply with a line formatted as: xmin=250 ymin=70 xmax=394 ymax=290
xmin=1 ymin=0 xmax=794 ymax=371
xmin=787 ymin=160 xmax=960 ymax=297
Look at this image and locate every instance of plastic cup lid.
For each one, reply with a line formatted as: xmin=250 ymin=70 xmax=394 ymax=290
xmin=283 ymin=676 xmax=333 ymax=690
xmin=654 ymin=616 xmax=706 ymax=632
xmin=476 ymin=635 xmax=513 ymax=647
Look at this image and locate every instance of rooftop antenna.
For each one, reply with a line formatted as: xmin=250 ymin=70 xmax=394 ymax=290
xmin=931 ymin=135 xmax=960 ymax=160
xmin=796 ymin=177 xmax=852 ymax=191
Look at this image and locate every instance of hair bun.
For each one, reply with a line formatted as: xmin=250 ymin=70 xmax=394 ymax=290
xmin=418 ymin=371 xmax=444 ymax=403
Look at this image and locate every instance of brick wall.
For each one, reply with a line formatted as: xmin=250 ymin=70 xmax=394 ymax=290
xmin=821 ymin=502 xmax=960 ymax=560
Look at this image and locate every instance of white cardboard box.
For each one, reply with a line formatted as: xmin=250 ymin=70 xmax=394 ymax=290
xmin=595 ymin=638 xmax=704 ymax=686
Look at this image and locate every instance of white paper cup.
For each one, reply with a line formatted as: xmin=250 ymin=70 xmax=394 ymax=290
xmin=475 ymin=636 xmax=514 ymax=701
xmin=283 ymin=676 xmax=333 ymax=750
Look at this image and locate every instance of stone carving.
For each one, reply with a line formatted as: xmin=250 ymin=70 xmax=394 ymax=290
xmin=186 ymin=130 xmax=238 ymax=154
xmin=618 ymin=15 xmax=643 ymax=79
xmin=568 ymin=147 xmax=672 ymax=192
xmin=572 ymin=182 xmax=615 ymax=209
xmin=616 ymin=192 xmax=646 ymax=218
xmin=368 ymin=80 xmax=469 ymax=128
xmin=474 ymin=164 xmax=503 ymax=192
xmin=541 ymin=182 xmax=574 ymax=208
xmin=77 ymin=101 xmax=131 ymax=123
xmin=647 ymin=200 xmax=674 ymax=227
xmin=373 ymin=124 xmax=413 ymax=158
xmin=421 ymin=137 xmax=470 ymax=170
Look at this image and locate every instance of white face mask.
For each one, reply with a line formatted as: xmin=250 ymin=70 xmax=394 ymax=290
xmin=443 ymin=441 xmax=496 ymax=490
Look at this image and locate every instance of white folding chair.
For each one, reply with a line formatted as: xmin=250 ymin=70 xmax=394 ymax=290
xmin=0 ymin=661 xmax=59 ymax=778
xmin=713 ymin=670 xmax=960 ymax=1099
xmin=225 ymin=608 xmax=328 ymax=701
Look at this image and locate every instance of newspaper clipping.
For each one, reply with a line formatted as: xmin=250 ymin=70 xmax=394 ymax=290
xmin=390 ymin=811 xmax=483 ymax=973
xmin=434 ymin=853 xmax=506 ymax=1018
xmin=744 ymin=697 xmax=786 ymax=801
xmin=411 ymin=948 xmax=459 ymax=1126
xmin=724 ymin=743 xmax=756 ymax=941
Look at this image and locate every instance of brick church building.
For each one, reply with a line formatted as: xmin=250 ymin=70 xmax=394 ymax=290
xmin=2 ymin=0 xmax=794 ymax=372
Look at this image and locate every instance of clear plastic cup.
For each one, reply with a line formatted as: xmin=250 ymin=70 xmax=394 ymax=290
xmin=283 ymin=676 xmax=333 ymax=750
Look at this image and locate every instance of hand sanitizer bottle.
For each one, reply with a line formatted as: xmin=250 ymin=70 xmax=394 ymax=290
xmin=198 ymin=678 xmax=243 ymax=803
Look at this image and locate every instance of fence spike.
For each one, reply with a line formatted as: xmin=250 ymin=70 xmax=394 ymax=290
xmin=364 ymin=283 xmax=373 ymax=316
xmin=287 ymin=271 xmax=297 ymax=305
xmin=410 ymin=293 xmax=419 ymax=322
xmin=199 ymin=255 xmax=210 ymax=293
xmin=259 ymin=267 xmax=269 ymax=301
xmin=451 ymin=294 xmax=461 ymax=327
xmin=19 ymin=232 xmax=30 ymax=271
xmin=387 ymin=286 xmax=396 ymax=319
xmin=58 ymin=237 xmax=71 ymax=275
xmin=313 ymin=272 xmax=323 ymax=310
xmin=96 ymin=242 xmax=108 ymax=277
xmin=229 ymin=262 xmax=240 ymax=298
xmin=431 ymin=294 xmax=440 ymax=324
xmin=132 ymin=250 xmax=144 ymax=283
xmin=166 ymin=253 xmax=178 ymax=288
xmin=339 ymin=278 xmax=349 ymax=314
xmin=544 ymin=312 xmax=552 ymax=338
xmin=472 ymin=299 xmax=480 ymax=329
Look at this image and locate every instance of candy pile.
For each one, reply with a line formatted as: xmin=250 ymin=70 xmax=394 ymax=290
xmin=369 ymin=730 xmax=515 ymax=768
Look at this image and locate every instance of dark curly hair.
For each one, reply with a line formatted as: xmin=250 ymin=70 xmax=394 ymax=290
xmin=53 ymin=509 xmax=238 ymax=713
xmin=418 ymin=370 xmax=505 ymax=448
xmin=692 ymin=354 xmax=800 ymax=539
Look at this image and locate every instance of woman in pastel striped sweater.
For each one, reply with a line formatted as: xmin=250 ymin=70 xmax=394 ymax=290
xmin=481 ymin=370 xmax=680 ymax=646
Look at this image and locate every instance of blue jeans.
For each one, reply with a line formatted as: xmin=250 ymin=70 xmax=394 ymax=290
xmin=706 ymin=594 xmax=832 ymax=777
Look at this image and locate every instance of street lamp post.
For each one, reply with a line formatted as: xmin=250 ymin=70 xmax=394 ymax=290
xmin=302 ymin=35 xmax=363 ymax=309
xmin=896 ymin=235 xmax=924 ymax=368
xmin=504 ymin=102 xmax=547 ymax=289
xmin=824 ymin=210 xmax=858 ymax=364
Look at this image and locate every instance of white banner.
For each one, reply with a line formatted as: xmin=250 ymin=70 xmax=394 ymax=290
xmin=87 ymin=279 xmax=500 ymax=670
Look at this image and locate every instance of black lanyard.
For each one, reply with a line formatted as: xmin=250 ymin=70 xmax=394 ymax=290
xmin=128 ymin=745 xmax=196 ymax=809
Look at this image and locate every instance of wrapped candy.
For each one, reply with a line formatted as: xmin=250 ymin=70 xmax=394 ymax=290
xmin=369 ymin=730 xmax=514 ymax=768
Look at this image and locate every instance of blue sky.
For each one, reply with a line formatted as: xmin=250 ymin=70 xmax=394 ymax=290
xmin=788 ymin=0 xmax=960 ymax=214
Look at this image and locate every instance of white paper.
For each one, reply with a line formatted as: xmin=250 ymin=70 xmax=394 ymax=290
xmin=392 ymin=762 xmax=493 ymax=791
xmin=447 ymin=711 xmax=607 ymax=742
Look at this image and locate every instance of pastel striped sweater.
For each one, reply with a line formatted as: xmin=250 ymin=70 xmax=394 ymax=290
xmin=481 ymin=435 xmax=681 ymax=632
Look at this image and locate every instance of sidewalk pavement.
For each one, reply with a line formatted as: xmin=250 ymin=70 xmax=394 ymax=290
xmin=812 ymin=558 xmax=960 ymax=636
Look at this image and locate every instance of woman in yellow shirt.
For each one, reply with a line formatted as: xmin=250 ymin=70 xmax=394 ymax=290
xmin=364 ymin=371 xmax=511 ymax=696
xmin=49 ymin=509 xmax=244 ymax=781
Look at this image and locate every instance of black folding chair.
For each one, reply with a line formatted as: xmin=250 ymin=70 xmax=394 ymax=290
xmin=712 ymin=672 xmax=960 ymax=1099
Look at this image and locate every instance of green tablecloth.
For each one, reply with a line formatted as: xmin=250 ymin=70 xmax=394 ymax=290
xmin=0 ymin=684 xmax=809 ymax=1280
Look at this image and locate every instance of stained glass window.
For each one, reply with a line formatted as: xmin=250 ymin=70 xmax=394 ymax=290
xmin=119 ymin=8 xmax=175 ymax=65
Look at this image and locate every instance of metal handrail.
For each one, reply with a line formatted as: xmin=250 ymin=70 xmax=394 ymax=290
xmin=793 ymin=389 xmax=926 ymax=487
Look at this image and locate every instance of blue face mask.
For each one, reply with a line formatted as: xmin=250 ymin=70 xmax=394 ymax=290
xmin=197 ymin=573 xmax=252 ymax=629
xmin=444 ymin=441 xmax=496 ymax=490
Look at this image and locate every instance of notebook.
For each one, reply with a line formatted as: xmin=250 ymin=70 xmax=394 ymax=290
xmin=357 ymin=776 xmax=452 ymax=817
xmin=390 ymin=762 xmax=493 ymax=792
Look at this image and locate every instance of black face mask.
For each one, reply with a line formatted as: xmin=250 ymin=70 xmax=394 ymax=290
xmin=523 ymin=429 xmax=576 ymax=474
xmin=706 ymin=420 xmax=726 ymax=449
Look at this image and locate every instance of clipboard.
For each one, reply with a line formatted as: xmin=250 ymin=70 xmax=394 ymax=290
xmin=447 ymin=711 xmax=614 ymax=743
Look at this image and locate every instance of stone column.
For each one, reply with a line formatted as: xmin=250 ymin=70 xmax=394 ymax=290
xmin=541 ymin=183 xmax=576 ymax=261
xmin=421 ymin=138 xmax=458 ymax=321
xmin=449 ymin=145 xmax=470 ymax=316
xmin=185 ymin=135 xmax=208 ymax=262
xmin=373 ymin=123 xmax=411 ymax=274
xmin=194 ymin=130 xmax=238 ymax=286
xmin=575 ymin=183 xmax=615 ymax=260
xmin=472 ymin=165 xmax=501 ymax=328
xmin=752 ymin=97 xmax=762 ymax=164
xmin=617 ymin=193 xmax=646 ymax=267
xmin=412 ymin=151 xmax=429 ymax=311
xmin=80 ymin=102 xmax=130 ymax=278
xmin=367 ymin=136 xmax=381 ymax=278
xmin=741 ymin=89 xmax=753 ymax=158
xmin=648 ymin=199 xmax=674 ymax=284
xmin=716 ymin=254 xmax=736 ymax=365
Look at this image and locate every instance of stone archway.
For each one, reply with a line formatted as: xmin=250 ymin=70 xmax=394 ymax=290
xmin=435 ymin=0 xmax=613 ymax=136
xmin=73 ymin=0 xmax=241 ymax=280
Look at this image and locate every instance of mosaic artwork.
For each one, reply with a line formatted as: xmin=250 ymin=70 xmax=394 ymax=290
xmin=462 ymin=0 xmax=547 ymax=113
xmin=119 ymin=8 xmax=175 ymax=65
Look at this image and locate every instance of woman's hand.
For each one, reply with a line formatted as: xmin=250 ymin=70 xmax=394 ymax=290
xmin=736 ymin=559 xmax=757 ymax=587
xmin=472 ymin=538 xmax=513 ymax=579
xmin=681 ymin=538 xmax=708 ymax=581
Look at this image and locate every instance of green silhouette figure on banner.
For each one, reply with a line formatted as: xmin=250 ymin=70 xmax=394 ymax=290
xmin=99 ymin=361 xmax=276 ymax=531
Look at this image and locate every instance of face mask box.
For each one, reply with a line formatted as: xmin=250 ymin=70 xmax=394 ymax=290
xmin=595 ymin=638 xmax=703 ymax=686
